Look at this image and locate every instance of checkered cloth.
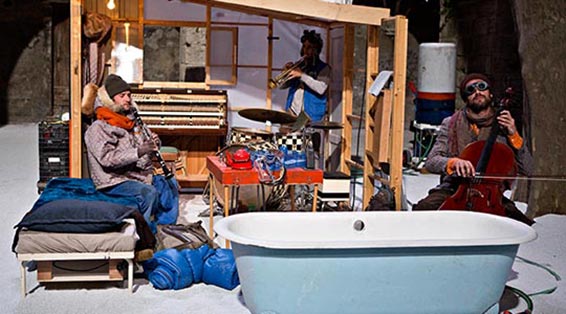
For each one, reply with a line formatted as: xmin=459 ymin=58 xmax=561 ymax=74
xmin=229 ymin=130 xmax=272 ymax=145
xmin=276 ymin=133 xmax=304 ymax=152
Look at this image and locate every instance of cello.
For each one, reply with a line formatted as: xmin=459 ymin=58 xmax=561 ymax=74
xmin=438 ymin=88 xmax=516 ymax=217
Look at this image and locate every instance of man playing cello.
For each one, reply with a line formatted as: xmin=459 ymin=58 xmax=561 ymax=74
xmin=413 ymin=73 xmax=534 ymax=225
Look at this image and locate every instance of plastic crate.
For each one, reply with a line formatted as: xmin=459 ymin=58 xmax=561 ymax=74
xmin=39 ymin=121 xmax=69 ymax=145
xmin=37 ymin=121 xmax=69 ymax=191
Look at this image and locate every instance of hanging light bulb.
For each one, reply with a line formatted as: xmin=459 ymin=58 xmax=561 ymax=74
xmin=106 ymin=0 xmax=116 ymax=10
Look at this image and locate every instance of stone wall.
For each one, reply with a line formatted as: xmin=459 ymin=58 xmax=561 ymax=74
xmin=443 ymin=0 xmax=524 ymax=125
xmin=511 ymin=0 xmax=566 ymax=216
xmin=0 ymin=0 xmax=58 ymax=124
xmin=440 ymin=0 xmax=566 ymax=216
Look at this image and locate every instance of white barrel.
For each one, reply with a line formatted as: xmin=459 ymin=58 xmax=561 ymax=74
xmin=417 ymin=43 xmax=456 ymax=93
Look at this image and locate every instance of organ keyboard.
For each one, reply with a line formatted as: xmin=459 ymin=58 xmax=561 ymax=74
xmin=131 ymin=88 xmax=227 ymax=134
xmin=130 ymin=88 xmax=227 ymax=187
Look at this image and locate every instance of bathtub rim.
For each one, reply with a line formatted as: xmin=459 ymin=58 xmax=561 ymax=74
xmin=214 ymin=211 xmax=537 ymax=249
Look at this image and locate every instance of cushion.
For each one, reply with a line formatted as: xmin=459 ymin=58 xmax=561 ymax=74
xmin=15 ymin=199 xmax=136 ymax=233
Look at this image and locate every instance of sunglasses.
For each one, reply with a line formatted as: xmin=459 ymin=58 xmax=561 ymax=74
xmin=464 ymin=81 xmax=489 ymax=96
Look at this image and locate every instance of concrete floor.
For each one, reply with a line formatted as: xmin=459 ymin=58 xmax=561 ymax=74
xmin=2 ymin=123 xmax=565 ymax=314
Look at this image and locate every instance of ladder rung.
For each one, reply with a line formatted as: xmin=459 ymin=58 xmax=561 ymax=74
xmin=365 ymin=151 xmax=377 ymax=163
xmin=368 ymin=173 xmax=390 ymax=185
xmin=347 ymin=114 xmax=364 ymax=121
xmin=345 ymin=158 xmax=363 ymax=170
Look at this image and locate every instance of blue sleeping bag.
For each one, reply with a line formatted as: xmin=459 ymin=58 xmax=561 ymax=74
xmin=202 ymin=248 xmax=240 ymax=290
xmin=144 ymin=245 xmax=239 ymax=290
xmin=143 ymin=248 xmax=194 ymax=290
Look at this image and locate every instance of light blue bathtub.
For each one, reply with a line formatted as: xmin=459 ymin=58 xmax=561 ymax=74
xmin=215 ymin=211 xmax=537 ymax=314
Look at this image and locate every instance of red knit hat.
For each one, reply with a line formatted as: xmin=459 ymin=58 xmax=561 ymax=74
xmin=459 ymin=73 xmax=492 ymax=101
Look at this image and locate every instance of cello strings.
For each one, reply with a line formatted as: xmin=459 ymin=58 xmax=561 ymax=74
xmin=474 ymin=175 xmax=566 ymax=182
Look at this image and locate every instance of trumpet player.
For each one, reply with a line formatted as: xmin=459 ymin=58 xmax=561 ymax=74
xmin=280 ymin=30 xmax=330 ymax=122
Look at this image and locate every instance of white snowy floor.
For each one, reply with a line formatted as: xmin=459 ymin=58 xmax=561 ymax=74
xmin=2 ymin=124 xmax=564 ymax=314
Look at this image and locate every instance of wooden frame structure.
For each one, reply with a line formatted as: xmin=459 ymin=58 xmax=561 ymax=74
xmin=69 ymin=0 xmax=408 ymax=209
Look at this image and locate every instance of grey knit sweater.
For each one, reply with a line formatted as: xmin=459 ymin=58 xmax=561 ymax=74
xmin=84 ymin=87 xmax=153 ymax=190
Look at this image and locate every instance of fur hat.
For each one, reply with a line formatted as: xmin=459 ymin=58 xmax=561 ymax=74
xmin=459 ymin=73 xmax=492 ymax=101
xmin=104 ymin=74 xmax=130 ymax=99
xmin=81 ymin=83 xmax=98 ymax=117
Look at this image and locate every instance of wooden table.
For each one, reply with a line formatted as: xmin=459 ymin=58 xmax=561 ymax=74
xmin=206 ymin=156 xmax=323 ymax=242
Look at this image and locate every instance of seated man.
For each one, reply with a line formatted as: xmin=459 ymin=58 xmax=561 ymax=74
xmin=412 ymin=73 xmax=534 ymax=225
xmin=84 ymin=74 xmax=162 ymax=233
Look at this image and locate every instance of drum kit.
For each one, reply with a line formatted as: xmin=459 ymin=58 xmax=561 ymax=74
xmin=209 ymin=108 xmax=344 ymax=213
xmin=230 ymin=108 xmax=343 ymax=160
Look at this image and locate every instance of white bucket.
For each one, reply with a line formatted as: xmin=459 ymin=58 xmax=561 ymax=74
xmin=417 ymin=43 xmax=457 ymax=93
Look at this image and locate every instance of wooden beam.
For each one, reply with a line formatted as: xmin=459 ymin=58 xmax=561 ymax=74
xmin=374 ymin=89 xmax=392 ymax=164
xmin=69 ymin=0 xmax=82 ymax=178
xmin=362 ymin=24 xmax=379 ymax=210
xmin=389 ymin=16 xmax=408 ymax=211
xmin=37 ymin=262 xmax=53 ymax=281
xmin=340 ymin=24 xmax=354 ymax=175
xmin=266 ymin=17 xmax=273 ymax=132
xmin=184 ymin=0 xmax=389 ymax=26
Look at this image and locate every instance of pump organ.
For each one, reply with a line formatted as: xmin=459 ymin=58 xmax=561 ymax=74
xmin=131 ymin=89 xmax=227 ymax=132
xmin=131 ymin=88 xmax=228 ymax=187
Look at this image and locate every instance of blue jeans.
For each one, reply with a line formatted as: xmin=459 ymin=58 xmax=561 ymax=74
xmin=102 ymin=180 xmax=159 ymax=233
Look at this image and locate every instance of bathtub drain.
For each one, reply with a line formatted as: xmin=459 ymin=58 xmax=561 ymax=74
xmin=353 ymin=220 xmax=365 ymax=231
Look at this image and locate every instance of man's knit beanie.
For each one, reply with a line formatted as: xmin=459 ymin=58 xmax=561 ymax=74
xmin=459 ymin=73 xmax=492 ymax=101
xmin=104 ymin=74 xmax=130 ymax=99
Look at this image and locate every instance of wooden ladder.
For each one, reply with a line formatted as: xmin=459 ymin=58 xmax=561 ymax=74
xmin=341 ymin=16 xmax=408 ymax=211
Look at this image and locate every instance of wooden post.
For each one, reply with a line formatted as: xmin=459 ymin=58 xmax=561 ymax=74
xmin=69 ymin=0 xmax=82 ymax=178
xmin=362 ymin=25 xmax=379 ymax=210
xmin=340 ymin=24 xmax=355 ymax=175
xmin=374 ymin=90 xmax=393 ymax=163
xmin=389 ymin=16 xmax=408 ymax=211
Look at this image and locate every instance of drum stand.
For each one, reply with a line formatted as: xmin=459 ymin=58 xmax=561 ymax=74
xmin=309 ymin=120 xmax=344 ymax=171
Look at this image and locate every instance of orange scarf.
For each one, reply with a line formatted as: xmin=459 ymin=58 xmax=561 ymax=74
xmin=96 ymin=106 xmax=135 ymax=130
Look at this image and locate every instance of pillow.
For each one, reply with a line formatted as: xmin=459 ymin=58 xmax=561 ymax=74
xmin=15 ymin=199 xmax=137 ymax=233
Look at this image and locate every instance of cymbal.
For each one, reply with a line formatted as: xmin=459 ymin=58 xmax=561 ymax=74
xmin=239 ymin=108 xmax=297 ymax=124
xmin=231 ymin=127 xmax=273 ymax=135
xmin=309 ymin=121 xmax=344 ymax=129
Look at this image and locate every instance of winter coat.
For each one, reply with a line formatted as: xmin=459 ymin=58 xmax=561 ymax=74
xmin=84 ymin=86 xmax=154 ymax=189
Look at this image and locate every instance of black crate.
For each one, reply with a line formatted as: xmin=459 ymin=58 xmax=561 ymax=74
xmin=39 ymin=151 xmax=69 ymax=179
xmin=38 ymin=121 xmax=70 ymax=189
xmin=39 ymin=121 xmax=69 ymax=145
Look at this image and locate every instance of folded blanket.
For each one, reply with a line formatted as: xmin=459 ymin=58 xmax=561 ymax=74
xmin=32 ymin=177 xmax=178 ymax=229
xmin=33 ymin=178 xmax=137 ymax=210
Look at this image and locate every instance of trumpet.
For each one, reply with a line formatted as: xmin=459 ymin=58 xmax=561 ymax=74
xmin=268 ymin=58 xmax=305 ymax=89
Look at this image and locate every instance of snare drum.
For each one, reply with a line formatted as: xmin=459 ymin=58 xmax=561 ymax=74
xmin=275 ymin=131 xmax=304 ymax=152
xmin=229 ymin=127 xmax=273 ymax=145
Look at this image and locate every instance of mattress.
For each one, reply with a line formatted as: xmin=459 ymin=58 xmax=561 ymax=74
xmin=15 ymin=219 xmax=138 ymax=254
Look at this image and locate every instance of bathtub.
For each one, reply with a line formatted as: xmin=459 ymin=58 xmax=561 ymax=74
xmin=214 ymin=211 xmax=537 ymax=314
